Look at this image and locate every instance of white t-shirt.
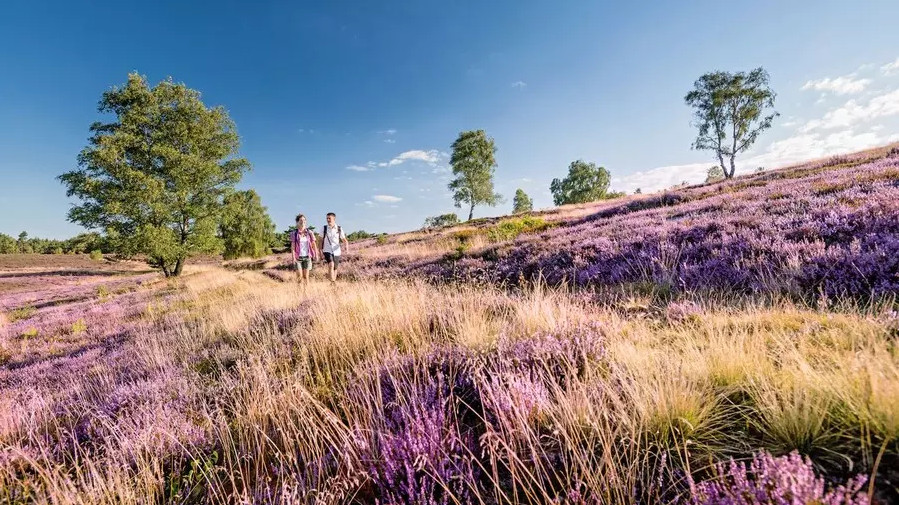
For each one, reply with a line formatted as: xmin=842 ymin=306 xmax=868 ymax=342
xmin=297 ymin=233 xmax=311 ymax=257
xmin=322 ymin=225 xmax=346 ymax=255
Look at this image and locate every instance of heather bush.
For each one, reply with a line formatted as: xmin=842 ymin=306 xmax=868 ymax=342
xmin=685 ymin=450 xmax=869 ymax=505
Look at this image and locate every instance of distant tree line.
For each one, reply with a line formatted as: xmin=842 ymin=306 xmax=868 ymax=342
xmin=0 ymin=231 xmax=108 ymax=255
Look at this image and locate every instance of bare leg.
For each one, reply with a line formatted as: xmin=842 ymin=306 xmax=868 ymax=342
xmin=329 ymin=261 xmax=337 ymax=282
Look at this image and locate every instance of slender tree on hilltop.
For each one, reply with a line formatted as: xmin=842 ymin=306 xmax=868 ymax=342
xmin=448 ymin=130 xmax=502 ymax=220
xmin=685 ymin=67 xmax=778 ymax=179
xmin=59 ymin=73 xmax=250 ymax=276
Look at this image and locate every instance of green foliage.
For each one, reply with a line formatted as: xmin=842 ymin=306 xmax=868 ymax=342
xmin=512 ymin=188 xmax=533 ymax=214
xmin=486 ymin=216 xmax=551 ymax=242
xmin=8 ymin=306 xmax=36 ymax=322
xmin=0 ymin=232 xmax=108 ymax=255
xmin=375 ymin=234 xmax=389 ymax=245
xmin=58 ymin=73 xmax=250 ymax=276
xmin=448 ymin=130 xmax=502 ymax=220
xmin=685 ymin=67 xmax=778 ymax=178
xmin=452 ymin=229 xmax=479 ymax=243
xmin=71 ymin=319 xmax=87 ymax=334
xmin=347 ymin=230 xmax=382 ymax=242
xmin=219 ymin=190 xmax=275 ymax=260
xmin=550 ymin=160 xmax=612 ymax=206
xmin=20 ymin=327 xmax=39 ymax=339
xmin=96 ymin=285 xmax=110 ymax=300
xmin=89 ymin=249 xmax=103 ymax=261
xmin=423 ymin=213 xmax=461 ymax=229
xmin=0 ymin=233 xmax=16 ymax=254
xmin=706 ymin=165 xmax=725 ymax=184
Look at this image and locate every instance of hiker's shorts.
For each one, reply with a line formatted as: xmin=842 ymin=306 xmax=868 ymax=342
xmin=295 ymin=256 xmax=312 ymax=271
xmin=323 ymin=252 xmax=341 ymax=268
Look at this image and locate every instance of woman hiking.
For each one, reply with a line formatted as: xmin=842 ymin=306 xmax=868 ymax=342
xmin=290 ymin=214 xmax=319 ymax=285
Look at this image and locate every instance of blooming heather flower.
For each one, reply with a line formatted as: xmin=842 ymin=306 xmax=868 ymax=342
xmin=685 ymin=450 xmax=869 ymax=505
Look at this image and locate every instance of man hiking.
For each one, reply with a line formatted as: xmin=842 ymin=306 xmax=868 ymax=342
xmin=321 ymin=212 xmax=349 ymax=283
xmin=290 ymin=214 xmax=319 ymax=285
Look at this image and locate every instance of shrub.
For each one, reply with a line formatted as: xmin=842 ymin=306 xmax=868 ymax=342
xmin=20 ymin=327 xmax=39 ymax=339
xmin=8 ymin=306 xmax=36 ymax=322
xmin=375 ymin=233 xmax=389 ymax=245
xmin=423 ymin=213 xmax=461 ymax=229
xmin=89 ymin=249 xmax=103 ymax=261
xmin=486 ymin=216 xmax=551 ymax=242
xmin=71 ymin=319 xmax=87 ymax=334
xmin=96 ymin=285 xmax=110 ymax=300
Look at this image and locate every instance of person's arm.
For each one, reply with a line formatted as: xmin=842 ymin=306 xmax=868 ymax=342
xmin=312 ymin=232 xmax=321 ymax=260
xmin=340 ymin=228 xmax=349 ymax=253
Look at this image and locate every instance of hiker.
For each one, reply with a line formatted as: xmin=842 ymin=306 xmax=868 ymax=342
xmin=321 ymin=212 xmax=349 ymax=283
xmin=290 ymin=214 xmax=319 ymax=285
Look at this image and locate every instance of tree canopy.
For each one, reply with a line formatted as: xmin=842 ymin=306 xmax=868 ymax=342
xmin=59 ymin=73 xmax=250 ymax=276
xmin=219 ymin=190 xmax=275 ymax=260
xmin=512 ymin=188 xmax=533 ymax=214
xmin=550 ymin=160 xmax=612 ymax=206
xmin=685 ymin=67 xmax=778 ymax=179
xmin=448 ymin=130 xmax=502 ymax=220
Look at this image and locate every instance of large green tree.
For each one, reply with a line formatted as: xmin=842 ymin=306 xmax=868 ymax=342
xmin=448 ymin=130 xmax=502 ymax=220
xmin=550 ymin=160 xmax=612 ymax=206
xmin=219 ymin=189 xmax=275 ymax=260
xmin=685 ymin=67 xmax=778 ymax=179
xmin=512 ymin=188 xmax=533 ymax=214
xmin=59 ymin=73 xmax=250 ymax=276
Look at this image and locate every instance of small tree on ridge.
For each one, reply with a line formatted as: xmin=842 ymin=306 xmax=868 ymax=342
xmin=685 ymin=67 xmax=778 ymax=179
xmin=512 ymin=188 xmax=533 ymax=214
xmin=448 ymin=130 xmax=502 ymax=220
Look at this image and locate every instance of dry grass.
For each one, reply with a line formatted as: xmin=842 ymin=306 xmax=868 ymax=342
xmin=1 ymin=266 xmax=896 ymax=503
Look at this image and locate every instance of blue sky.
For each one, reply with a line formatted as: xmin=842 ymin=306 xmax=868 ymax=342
xmin=2 ymin=0 xmax=898 ymax=238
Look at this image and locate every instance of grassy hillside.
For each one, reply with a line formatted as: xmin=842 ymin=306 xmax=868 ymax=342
xmin=2 ymin=145 xmax=898 ymax=504
xmin=340 ymin=143 xmax=899 ymax=304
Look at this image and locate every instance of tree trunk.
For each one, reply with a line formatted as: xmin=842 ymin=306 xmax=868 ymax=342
xmin=468 ymin=202 xmax=475 ymax=221
xmin=727 ymin=155 xmax=737 ymax=179
xmin=173 ymin=258 xmax=184 ymax=277
xmin=717 ymin=153 xmax=729 ymax=179
xmin=161 ymin=264 xmax=171 ymax=277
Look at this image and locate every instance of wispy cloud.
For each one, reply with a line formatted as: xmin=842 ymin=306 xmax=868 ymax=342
xmin=378 ymin=128 xmax=398 ymax=135
xmin=346 ymin=165 xmax=371 ymax=172
xmin=298 ymin=128 xmax=316 ymax=134
xmin=881 ymin=57 xmax=899 ymax=75
xmin=384 ymin=138 xmax=396 ymax=144
xmin=800 ymin=88 xmax=899 ymax=132
xmin=801 ymin=75 xmax=870 ymax=95
xmin=511 ymin=81 xmax=527 ymax=89
xmin=373 ymin=194 xmax=402 ymax=203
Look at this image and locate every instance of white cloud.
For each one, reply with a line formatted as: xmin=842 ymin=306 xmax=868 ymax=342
xmin=800 ymin=89 xmax=899 ymax=132
xmin=801 ymin=75 xmax=871 ymax=95
xmin=388 ymin=149 xmax=442 ymax=166
xmin=612 ymin=162 xmax=711 ymax=194
xmin=378 ymin=129 xmax=398 ymax=135
xmin=346 ymin=165 xmax=371 ymax=172
xmin=511 ymin=81 xmax=527 ymax=89
xmin=882 ymin=57 xmax=899 ymax=75
xmin=373 ymin=194 xmax=402 ymax=203
xmin=384 ymin=139 xmax=396 ymax=144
